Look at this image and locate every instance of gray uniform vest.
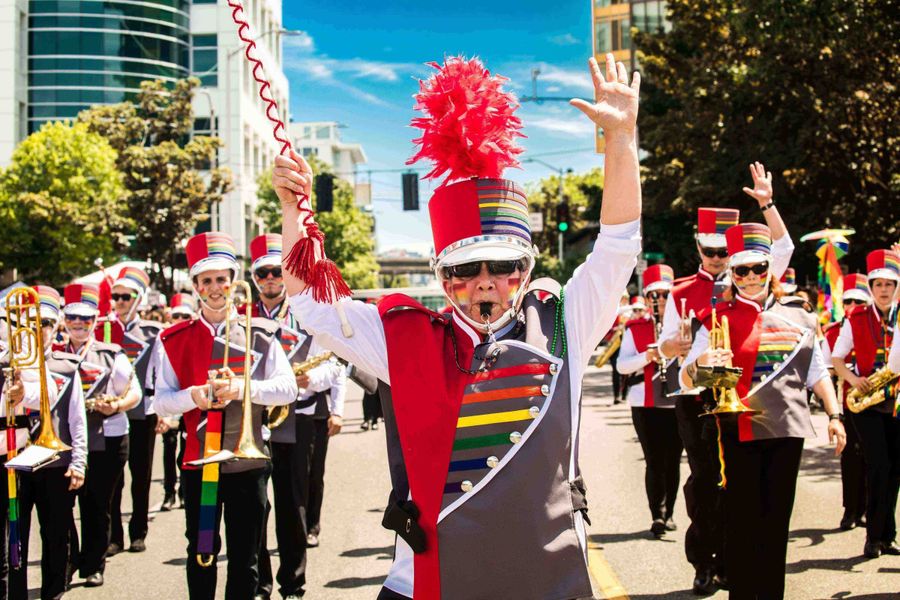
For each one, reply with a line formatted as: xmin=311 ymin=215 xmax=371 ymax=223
xmin=120 ymin=320 xmax=164 ymax=420
xmin=40 ymin=351 xmax=82 ymax=469
xmin=81 ymin=342 xmax=120 ymax=452
xmin=268 ymin=326 xmax=313 ymax=444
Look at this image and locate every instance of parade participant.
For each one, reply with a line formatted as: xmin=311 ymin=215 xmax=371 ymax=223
xmin=101 ymin=266 xmax=165 ymax=555
xmin=169 ymin=293 xmax=196 ymax=322
xmin=780 ymin=267 xmax=798 ymax=295
xmin=822 ymin=273 xmax=870 ymax=531
xmin=680 ymin=222 xmax=846 ymax=600
xmin=616 ymin=264 xmax=684 ymax=538
xmin=274 ymin=53 xmax=640 ymax=600
xmin=658 ymin=161 xmax=795 ymax=594
xmin=247 ymin=232 xmax=344 ymax=600
xmin=61 ymin=281 xmax=141 ymax=587
xmin=831 ymin=249 xmax=900 ymax=558
xmin=7 ymin=286 xmax=86 ymax=600
xmin=153 ymin=231 xmax=296 ymax=600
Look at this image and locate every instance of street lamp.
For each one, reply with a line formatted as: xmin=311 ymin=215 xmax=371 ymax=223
xmin=523 ymin=157 xmax=573 ymax=262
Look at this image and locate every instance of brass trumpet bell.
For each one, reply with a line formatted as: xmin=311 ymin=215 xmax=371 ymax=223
xmin=699 ymin=311 xmax=757 ymax=417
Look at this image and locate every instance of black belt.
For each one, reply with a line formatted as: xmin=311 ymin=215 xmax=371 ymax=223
xmin=0 ymin=415 xmax=32 ymax=430
xmin=382 ymin=500 xmax=426 ymax=554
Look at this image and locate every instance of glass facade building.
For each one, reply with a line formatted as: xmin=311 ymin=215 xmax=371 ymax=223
xmin=27 ymin=0 xmax=191 ymax=132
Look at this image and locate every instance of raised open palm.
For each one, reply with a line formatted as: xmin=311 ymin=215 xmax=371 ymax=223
xmin=570 ymin=54 xmax=640 ymax=135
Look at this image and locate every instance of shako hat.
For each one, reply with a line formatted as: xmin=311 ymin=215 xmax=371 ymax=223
xmin=185 ymin=232 xmax=239 ymax=279
xmin=696 ymin=208 xmax=739 ymax=248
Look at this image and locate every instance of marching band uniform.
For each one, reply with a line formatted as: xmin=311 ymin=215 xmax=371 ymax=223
xmin=680 ymin=223 xmax=839 ymax=599
xmin=61 ymin=282 xmax=140 ymax=586
xmin=102 ymin=266 xmax=165 ymax=553
xmin=153 ymin=232 xmax=296 ymax=600
xmin=831 ymin=250 xmax=900 ymax=557
xmin=617 ymin=265 xmax=683 ymax=537
xmin=7 ymin=286 xmax=86 ymax=600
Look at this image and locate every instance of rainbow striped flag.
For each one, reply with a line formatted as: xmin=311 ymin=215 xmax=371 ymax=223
xmin=815 ymin=236 xmax=849 ymax=325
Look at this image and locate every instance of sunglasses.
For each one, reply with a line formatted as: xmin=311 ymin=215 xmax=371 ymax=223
xmin=443 ymin=260 xmax=524 ymax=279
xmin=41 ymin=319 xmax=56 ymax=328
xmin=170 ymin=314 xmax=192 ymax=321
xmin=733 ymin=263 xmax=769 ymax=278
xmin=647 ymin=290 xmax=669 ymax=300
xmin=843 ymin=298 xmax=867 ymax=306
xmin=255 ymin=267 xmax=283 ymax=279
xmin=64 ymin=314 xmax=95 ymax=323
xmin=110 ymin=293 xmax=136 ymax=302
xmin=700 ymin=247 xmax=729 ymax=259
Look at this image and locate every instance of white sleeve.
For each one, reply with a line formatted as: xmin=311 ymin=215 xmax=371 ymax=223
xmin=679 ymin=325 xmax=710 ymax=388
xmin=889 ymin=325 xmax=900 ymax=372
xmin=20 ymin=367 xmax=60 ymax=412
xmin=290 ymin=295 xmax=391 ymax=384
xmin=805 ymin=343 xmax=830 ymax=388
xmin=615 ymin=329 xmax=648 ymax=375
xmin=658 ymin=292 xmax=680 ymax=350
xmin=109 ymin=353 xmax=135 ymax=397
xmin=152 ymin=349 xmax=196 ymax=418
xmin=831 ymin=321 xmax=854 ymax=361
xmin=563 ymin=219 xmax=641 ymax=369
xmin=248 ymin=338 xmax=298 ymax=406
xmin=820 ymin=337 xmax=834 ymax=367
xmin=771 ymin=234 xmax=795 ymax=281
xmin=66 ymin=371 xmax=88 ymax=474
xmin=329 ymin=365 xmax=347 ymax=417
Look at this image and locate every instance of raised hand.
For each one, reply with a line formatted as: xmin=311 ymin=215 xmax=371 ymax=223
xmin=272 ymin=149 xmax=313 ymax=204
xmin=570 ymin=53 xmax=640 ymax=137
xmin=742 ymin=161 xmax=774 ymax=207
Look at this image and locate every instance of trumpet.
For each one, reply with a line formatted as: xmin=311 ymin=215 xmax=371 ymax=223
xmin=268 ymin=351 xmax=334 ymax=430
xmin=694 ymin=308 xmax=755 ymax=416
xmin=678 ymin=298 xmax=690 ymax=365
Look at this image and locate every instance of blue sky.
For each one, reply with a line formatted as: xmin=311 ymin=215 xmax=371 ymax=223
xmin=282 ymin=0 xmax=606 ymax=255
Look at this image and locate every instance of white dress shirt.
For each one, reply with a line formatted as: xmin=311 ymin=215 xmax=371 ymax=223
xmin=296 ymin=338 xmax=346 ymax=417
xmin=615 ymin=326 xmax=670 ymax=408
xmin=0 ymin=364 xmax=59 ymax=454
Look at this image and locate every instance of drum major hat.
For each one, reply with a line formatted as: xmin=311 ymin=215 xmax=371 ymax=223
xmin=250 ymin=233 xmax=282 ymax=272
xmin=63 ymin=283 xmax=100 ymax=317
xmin=842 ymin=273 xmax=871 ymax=303
xmin=696 ymin=208 xmax=740 ymax=248
xmin=865 ymin=249 xmax=900 ymax=283
xmin=185 ymin=232 xmax=239 ymax=279
xmin=642 ymin=264 xmax=674 ymax=294
xmin=725 ymin=223 xmax=772 ymax=268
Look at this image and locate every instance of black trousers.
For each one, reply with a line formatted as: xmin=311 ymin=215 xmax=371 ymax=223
xmin=78 ymin=434 xmax=128 ymax=576
xmin=182 ymin=466 xmax=268 ymax=600
xmin=609 ymin=349 xmax=621 ymax=400
xmin=9 ymin=467 xmax=76 ymax=600
xmin=840 ymin=412 xmax=867 ymax=519
xmin=675 ymin=396 xmax=725 ymax=571
xmin=850 ymin=409 xmax=900 ymax=544
xmin=162 ymin=427 xmax=181 ymax=497
xmin=362 ymin=391 xmax=383 ymax=423
xmin=722 ymin=431 xmax=803 ymax=600
xmin=0 ymin=456 xmax=11 ymax=599
xmin=111 ymin=415 xmax=157 ymax=546
xmin=632 ymin=407 xmax=684 ymax=522
xmin=306 ymin=416 xmax=330 ymax=534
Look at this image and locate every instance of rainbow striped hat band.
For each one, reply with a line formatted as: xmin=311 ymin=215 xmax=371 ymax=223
xmin=643 ymin=264 xmax=674 ymax=294
xmin=429 ymin=178 xmax=534 ymax=269
xmin=866 ymin=249 xmax=900 ymax=283
xmin=63 ymin=282 xmax=100 ymax=316
xmin=725 ymin=223 xmax=772 ymax=267
xmin=35 ymin=285 xmax=61 ymax=319
xmin=779 ymin=267 xmax=797 ymax=293
xmin=185 ymin=232 xmax=239 ymax=278
xmin=696 ymin=207 xmax=740 ymax=248
xmin=113 ymin=266 xmax=150 ymax=294
xmin=169 ymin=292 xmax=195 ymax=315
xmin=843 ymin=273 xmax=871 ymax=302
xmin=250 ymin=233 xmax=282 ymax=271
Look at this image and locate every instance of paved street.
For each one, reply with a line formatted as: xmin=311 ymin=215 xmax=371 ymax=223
xmin=30 ymin=360 xmax=899 ymax=599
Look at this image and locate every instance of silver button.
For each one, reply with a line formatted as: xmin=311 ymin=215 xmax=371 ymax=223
xmin=460 ymin=480 xmax=473 ymax=493
xmin=549 ymin=363 xmax=559 ymax=374
xmin=509 ymin=431 xmax=522 ymax=444
xmin=486 ymin=456 xmax=499 ymax=469
xmin=760 ymin=374 xmax=767 ymax=382
xmin=529 ymin=406 xmax=541 ymax=418
xmin=540 ymin=384 xmax=550 ymax=396
xmin=782 ymin=354 xmax=789 ymax=361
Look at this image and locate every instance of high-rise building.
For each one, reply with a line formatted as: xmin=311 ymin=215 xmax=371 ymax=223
xmin=0 ymin=0 xmax=291 ymax=262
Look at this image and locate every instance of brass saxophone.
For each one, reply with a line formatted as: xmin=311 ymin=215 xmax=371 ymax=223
xmin=846 ymin=367 xmax=900 ymax=414
xmin=595 ymin=328 xmax=623 ymax=368
xmin=84 ymin=392 xmax=124 ymax=413
xmin=267 ymin=351 xmax=335 ymax=430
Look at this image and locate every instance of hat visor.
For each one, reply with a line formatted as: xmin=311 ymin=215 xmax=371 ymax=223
xmin=867 ymin=268 xmax=899 ymax=283
xmin=189 ymin=257 xmax=240 ymax=278
xmin=843 ymin=289 xmax=870 ymax=302
xmin=781 ymin=284 xmax=797 ymax=294
xmin=39 ymin=307 xmax=60 ymax=321
xmin=696 ymin=233 xmax=727 ymax=248
xmin=170 ymin=307 xmax=195 ymax=317
xmin=729 ymin=250 xmax=772 ymax=268
xmin=438 ymin=241 xmax=531 ymax=268
xmin=644 ymin=281 xmax=672 ymax=294
xmin=63 ymin=303 xmax=98 ymax=318
xmin=251 ymin=255 xmax=282 ymax=271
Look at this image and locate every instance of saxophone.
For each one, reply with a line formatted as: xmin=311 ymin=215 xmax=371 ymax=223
xmin=267 ymin=352 xmax=335 ymax=430
xmin=846 ymin=367 xmax=900 ymax=414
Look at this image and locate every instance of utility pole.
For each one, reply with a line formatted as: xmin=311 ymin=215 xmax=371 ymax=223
xmin=523 ymin=157 xmax=572 ymax=263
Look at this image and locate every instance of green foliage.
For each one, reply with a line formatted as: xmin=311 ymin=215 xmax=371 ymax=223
xmin=0 ymin=122 xmax=127 ymax=285
xmin=78 ymin=78 xmax=232 ymax=294
xmin=256 ymin=155 xmax=378 ymax=289
xmin=636 ymin=0 xmax=899 ymax=279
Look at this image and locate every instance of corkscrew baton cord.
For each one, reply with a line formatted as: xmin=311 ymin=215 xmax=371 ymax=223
xmin=227 ymin=1 xmax=353 ymax=337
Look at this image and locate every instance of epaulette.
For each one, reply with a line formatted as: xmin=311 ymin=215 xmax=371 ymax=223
xmin=379 ymin=293 xmax=447 ymax=323
xmin=138 ymin=320 xmax=166 ymax=335
xmin=526 ymin=277 xmax=561 ymax=303
xmin=159 ymin=318 xmax=196 ymax=341
xmin=250 ymin=316 xmax=281 ymax=336
xmin=92 ymin=340 xmax=123 ymax=355
xmin=49 ymin=350 xmax=83 ymax=367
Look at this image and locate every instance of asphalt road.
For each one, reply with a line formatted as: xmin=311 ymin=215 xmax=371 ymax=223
xmin=27 ymin=361 xmax=900 ymax=599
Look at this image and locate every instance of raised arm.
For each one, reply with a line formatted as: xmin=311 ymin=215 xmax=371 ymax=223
xmin=273 ymin=149 xmax=315 ymax=297
xmin=742 ymin=161 xmax=794 ymax=278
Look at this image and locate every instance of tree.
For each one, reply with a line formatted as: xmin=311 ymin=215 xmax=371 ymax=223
xmin=635 ymin=0 xmax=899 ymax=279
xmin=0 ymin=122 xmax=127 ymax=285
xmin=78 ymin=78 xmax=232 ymax=294
xmin=256 ymin=155 xmax=379 ymax=289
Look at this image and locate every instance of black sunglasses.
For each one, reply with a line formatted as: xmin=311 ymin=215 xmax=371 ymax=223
xmin=255 ymin=267 xmax=283 ymax=279
xmin=41 ymin=319 xmax=56 ymax=328
xmin=64 ymin=314 xmax=95 ymax=323
xmin=443 ymin=260 xmax=524 ymax=279
xmin=110 ymin=292 xmax=135 ymax=302
xmin=843 ymin=298 xmax=867 ymax=306
xmin=700 ymin=247 xmax=729 ymax=259
xmin=733 ymin=263 xmax=769 ymax=277
xmin=647 ymin=290 xmax=669 ymax=300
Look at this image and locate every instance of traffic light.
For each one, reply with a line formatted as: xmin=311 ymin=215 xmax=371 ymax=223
xmin=402 ymin=172 xmax=419 ymax=211
xmin=556 ymin=202 xmax=570 ymax=232
xmin=315 ymin=173 xmax=334 ymax=212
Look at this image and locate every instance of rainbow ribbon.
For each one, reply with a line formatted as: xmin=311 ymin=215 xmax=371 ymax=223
xmin=6 ymin=427 xmax=20 ymax=569
xmin=196 ymin=409 xmax=222 ymax=564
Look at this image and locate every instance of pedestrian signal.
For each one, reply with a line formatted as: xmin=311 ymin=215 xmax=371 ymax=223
xmin=315 ymin=173 xmax=334 ymax=212
xmin=402 ymin=172 xmax=419 ymax=211
xmin=556 ymin=202 xmax=570 ymax=232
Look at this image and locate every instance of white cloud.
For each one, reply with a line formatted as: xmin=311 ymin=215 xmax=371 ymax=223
xmin=526 ymin=117 xmax=595 ymax=137
xmin=549 ymin=33 xmax=580 ymax=46
xmin=282 ymin=32 xmax=314 ymax=51
xmin=546 ymin=85 xmax=561 ymax=93
xmin=535 ymin=64 xmax=593 ymax=93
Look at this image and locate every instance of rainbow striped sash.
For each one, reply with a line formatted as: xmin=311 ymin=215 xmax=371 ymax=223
xmin=6 ymin=428 xmax=20 ymax=569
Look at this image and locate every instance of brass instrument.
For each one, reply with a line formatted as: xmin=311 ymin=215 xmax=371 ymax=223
xmin=268 ymin=351 xmax=334 ymax=430
xmin=695 ymin=309 xmax=755 ymax=416
xmin=846 ymin=367 xmax=900 ymax=414
xmin=678 ymin=298 xmax=690 ymax=365
xmin=84 ymin=392 xmax=123 ymax=413
xmin=595 ymin=328 xmax=623 ymax=368
xmin=647 ymin=292 xmax=667 ymax=385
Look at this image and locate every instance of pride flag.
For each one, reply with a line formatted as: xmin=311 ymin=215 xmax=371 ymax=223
xmin=801 ymin=229 xmax=854 ymax=326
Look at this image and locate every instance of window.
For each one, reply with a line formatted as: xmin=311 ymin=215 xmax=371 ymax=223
xmin=315 ymin=125 xmax=331 ymax=140
xmin=595 ymin=17 xmax=630 ymax=53
xmin=192 ymin=34 xmax=217 ymax=86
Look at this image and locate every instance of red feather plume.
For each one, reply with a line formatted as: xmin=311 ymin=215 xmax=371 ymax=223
xmin=407 ymin=56 xmax=525 ymax=184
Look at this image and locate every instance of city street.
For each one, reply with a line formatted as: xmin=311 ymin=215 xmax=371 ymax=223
xmin=33 ymin=360 xmax=899 ymax=599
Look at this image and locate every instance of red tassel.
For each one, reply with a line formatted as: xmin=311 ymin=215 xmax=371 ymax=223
xmin=284 ymin=237 xmax=319 ymax=282
xmin=310 ymin=260 xmax=352 ymax=304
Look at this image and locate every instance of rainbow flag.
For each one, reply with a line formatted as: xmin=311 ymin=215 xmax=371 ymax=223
xmin=815 ymin=236 xmax=849 ymax=325
xmin=6 ymin=431 xmax=20 ymax=569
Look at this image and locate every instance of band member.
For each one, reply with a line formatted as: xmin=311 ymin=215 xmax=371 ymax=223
xmin=607 ymin=291 xmax=631 ymax=404
xmin=831 ymin=249 xmax=900 ymax=558
xmin=779 ymin=267 xmax=797 ymax=295
xmin=616 ymin=264 xmax=684 ymax=538
xmin=680 ymin=222 xmax=846 ymax=599
xmin=658 ymin=162 xmax=794 ymax=594
xmin=8 ymin=286 xmax=86 ymax=600
xmin=822 ymin=273 xmax=870 ymax=531
xmin=60 ymin=282 xmax=141 ymax=587
xmin=153 ymin=232 xmax=296 ymax=600
xmin=274 ymin=54 xmax=640 ymax=600
xmin=101 ymin=266 xmax=165 ymax=555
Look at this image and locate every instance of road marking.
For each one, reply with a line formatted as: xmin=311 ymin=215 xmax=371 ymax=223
xmin=588 ymin=542 xmax=629 ymax=600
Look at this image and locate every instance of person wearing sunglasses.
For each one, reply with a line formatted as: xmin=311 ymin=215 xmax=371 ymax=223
xmin=680 ymin=223 xmax=846 ymax=599
xmin=249 ymin=233 xmax=346 ymax=600
xmin=152 ymin=232 xmax=296 ymax=600
xmin=831 ymin=249 xmax=900 ymax=559
xmin=59 ymin=281 xmax=141 ymax=588
xmin=275 ymin=54 xmax=641 ymax=600
xmin=616 ymin=265 xmax=685 ymax=539
xmin=6 ymin=285 xmax=87 ymax=600
xmin=99 ymin=266 xmax=166 ymax=559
